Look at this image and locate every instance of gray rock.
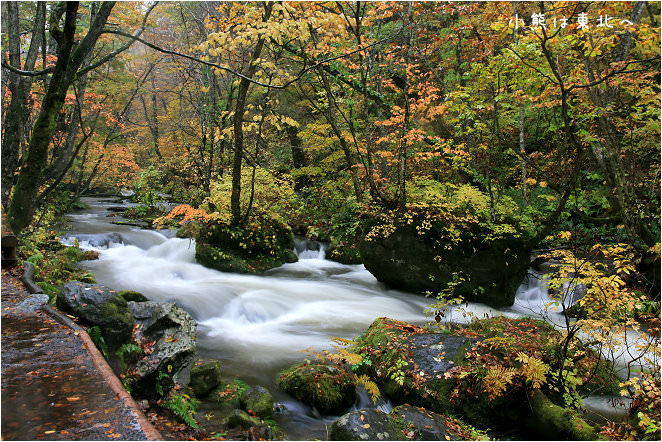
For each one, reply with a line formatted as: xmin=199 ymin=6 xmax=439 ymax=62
xmin=16 ymin=293 xmax=49 ymax=312
xmin=189 ymin=360 xmax=222 ymax=397
xmin=391 ymin=405 xmax=461 ymax=440
xmin=240 ymin=385 xmax=273 ymax=418
xmin=57 ymin=281 xmax=133 ymax=347
xmin=330 ymin=406 xmax=468 ymax=441
xmin=329 ymin=409 xmax=397 ymax=441
xmin=128 ymin=301 xmax=197 ymax=398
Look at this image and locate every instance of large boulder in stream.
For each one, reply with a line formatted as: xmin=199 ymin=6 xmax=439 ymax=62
xmin=359 ymin=203 xmax=532 ymax=308
xmin=195 ymin=212 xmax=297 ymax=274
xmin=279 ymin=363 xmax=356 ymax=415
xmin=127 ymin=301 xmax=197 ymax=398
xmin=354 ymin=317 xmax=555 ymax=432
xmin=57 ymin=281 xmax=133 ymax=348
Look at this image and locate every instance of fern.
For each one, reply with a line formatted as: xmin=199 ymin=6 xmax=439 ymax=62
xmin=88 ymin=326 xmax=108 ymax=356
xmin=162 ymin=393 xmax=200 ymax=429
xmin=516 ymin=352 xmax=549 ymax=389
xmin=483 ymin=365 xmax=517 ymax=401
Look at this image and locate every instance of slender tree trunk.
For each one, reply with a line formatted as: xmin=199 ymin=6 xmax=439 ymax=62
xmin=230 ymin=3 xmax=273 ymax=225
xmin=520 ymin=102 xmax=528 ymax=204
xmin=397 ymin=2 xmax=413 ymax=212
xmin=1 ymin=1 xmax=46 ymax=207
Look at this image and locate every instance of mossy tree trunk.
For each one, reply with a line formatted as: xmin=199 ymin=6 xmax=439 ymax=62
xmin=7 ymin=2 xmax=115 ymax=234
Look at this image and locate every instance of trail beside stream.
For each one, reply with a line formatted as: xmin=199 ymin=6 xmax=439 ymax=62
xmin=1 ymin=266 xmax=160 ymax=441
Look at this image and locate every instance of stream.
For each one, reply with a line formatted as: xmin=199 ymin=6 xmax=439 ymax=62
xmin=61 ymin=197 xmax=634 ymax=438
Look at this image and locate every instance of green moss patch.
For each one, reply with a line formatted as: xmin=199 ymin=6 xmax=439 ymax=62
xmin=279 ymin=363 xmax=356 ymax=415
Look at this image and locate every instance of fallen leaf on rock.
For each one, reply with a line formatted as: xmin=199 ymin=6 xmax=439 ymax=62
xmin=362 ymin=424 xmax=370 ymax=429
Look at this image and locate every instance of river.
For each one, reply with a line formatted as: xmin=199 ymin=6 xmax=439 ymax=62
xmin=61 ymin=196 xmax=634 ymax=438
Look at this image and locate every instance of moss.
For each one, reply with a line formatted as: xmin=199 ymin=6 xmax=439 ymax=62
xmin=118 ymin=290 xmax=148 ymax=303
xmin=528 ymin=390 xmax=603 ymax=440
xmin=279 ymin=363 xmax=356 ymax=415
xmin=240 ymin=385 xmax=273 ymax=418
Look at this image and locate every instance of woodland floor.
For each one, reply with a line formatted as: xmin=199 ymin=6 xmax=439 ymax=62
xmin=0 ymin=266 xmax=159 ymax=441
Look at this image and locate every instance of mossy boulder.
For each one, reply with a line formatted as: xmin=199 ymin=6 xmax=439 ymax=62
xmin=354 ymin=318 xmax=473 ymax=415
xmin=226 ymin=409 xmax=263 ymax=429
xmin=189 ymin=360 xmax=222 ymax=398
xmin=355 ymin=317 xmax=547 ymax=432
xmin=195 ymin=214 xmax=297 ymax=274
xmin=359 ymin=208 xmax=532 ymax=308
xmin=240 ymin=385 xmax=273 ymax=418
xmin=57 ymin=281 xmax=133 ymax=348
xmin=279 ymin=363 xmax=356 ymax=415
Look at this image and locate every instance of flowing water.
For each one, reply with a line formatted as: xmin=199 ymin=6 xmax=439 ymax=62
xmin=62 ymin=197 xmax=641 ymax=438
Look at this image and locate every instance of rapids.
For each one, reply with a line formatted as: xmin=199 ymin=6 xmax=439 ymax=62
xmin=61 ymin=197 xmax=644 ymax=438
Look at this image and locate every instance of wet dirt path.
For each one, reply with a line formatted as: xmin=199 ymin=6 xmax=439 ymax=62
xmin=1 ymin=268 xmax=158 ymax=441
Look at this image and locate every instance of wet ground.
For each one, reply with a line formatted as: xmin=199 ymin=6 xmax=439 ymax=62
xmin=1 ymin=267 xmax=154 ymax=441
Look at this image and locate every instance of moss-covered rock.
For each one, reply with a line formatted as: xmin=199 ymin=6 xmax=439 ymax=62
xmin=118 ymin=290 xmax=149 ymax=303
xmin=189 ymin=360 xmax=222 ymax=398
xmin=329 ymin=409 xmax=401 ymax=440
xmin=279 ymin=363 xmax=356 ymax=415
xmin=240 ymin=385 xmax=273 ymax=418
xmin=359 ymin=214 xmax=531 ymax=308
xmin=57 ymin=281 xmax=133 ymax=348
xmin=195 ymin=213 xmax=297 ymax=274
xmin=354 ymin=318 xmax=474 ymax=416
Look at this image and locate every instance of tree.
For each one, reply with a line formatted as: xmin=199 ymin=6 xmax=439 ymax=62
xmin=4 ymin=1 xmax=155 ymax=234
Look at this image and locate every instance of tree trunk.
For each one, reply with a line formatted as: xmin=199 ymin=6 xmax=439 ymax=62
xmin=230 ymin=3 xmax=273 ymax=225
xmin=7 ymin=2 xmax=115 ymax=234
xmin=1 ymin=1 xmax=46 ymax=208
xmin=397 ymin=2 xmax=413 ymax=212
xmin=520 ymin=102 xmax=528 ymax=204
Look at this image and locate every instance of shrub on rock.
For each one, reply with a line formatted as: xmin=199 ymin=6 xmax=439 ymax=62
xmin=195 ymin=212 xmax=297 ymax=274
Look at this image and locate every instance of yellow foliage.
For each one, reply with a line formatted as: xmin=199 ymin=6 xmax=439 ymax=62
xmin=515 ymin=352 xmax=549 ymax=389
xmin=483 ymin=365 xmax=517 ymax=401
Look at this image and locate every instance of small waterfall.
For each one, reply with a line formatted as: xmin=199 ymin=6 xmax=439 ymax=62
xmin=353 ymin=384 xmax=393 ymax=414
xmin=294 ymin=237 xmax=327 ymax=260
